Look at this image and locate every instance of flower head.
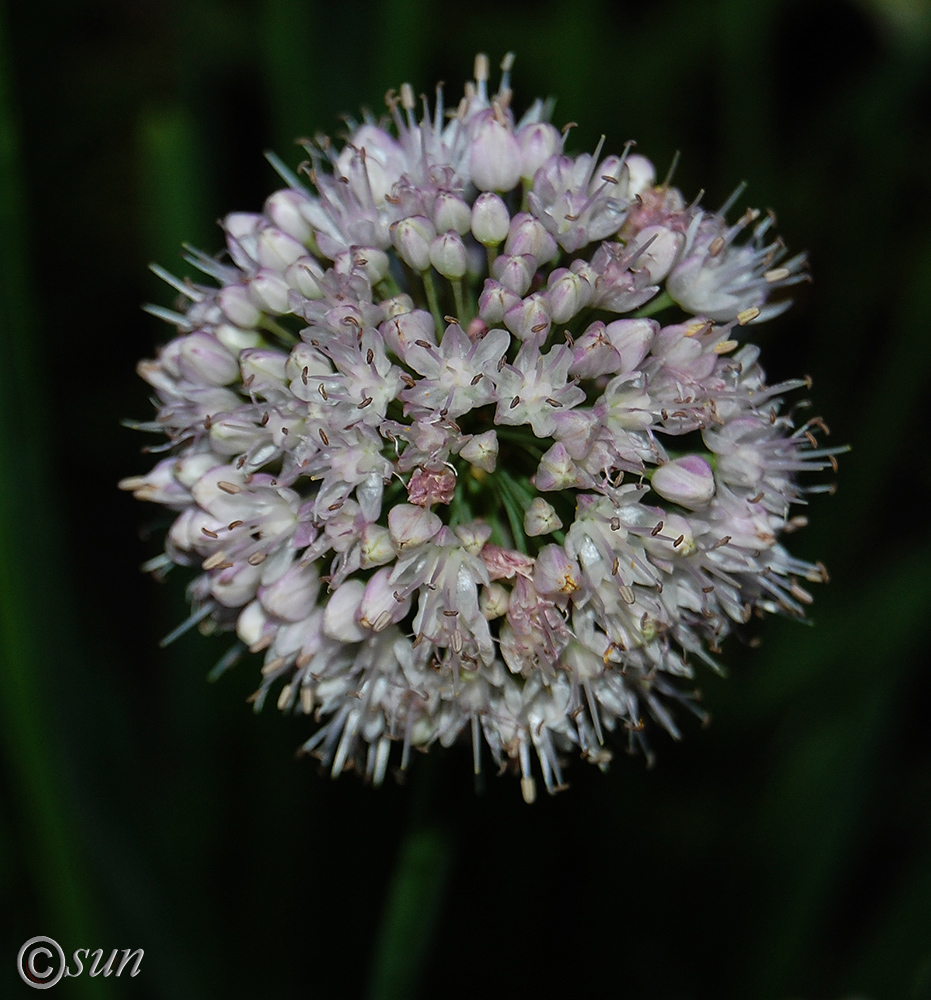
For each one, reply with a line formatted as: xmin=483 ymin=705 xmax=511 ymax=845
xmin=123 ymin=54 xmax=842 ymax=800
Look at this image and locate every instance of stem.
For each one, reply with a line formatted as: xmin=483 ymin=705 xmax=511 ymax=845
xmin=633 ymin=289 xmax=676 ymax=319
xmin=367 ymin=757 xmax=453 ymax=1000
xmin=421 ymin=268 xmax=444 ymax=338
xmin=452 ymin=278 xmax=470 ymax=326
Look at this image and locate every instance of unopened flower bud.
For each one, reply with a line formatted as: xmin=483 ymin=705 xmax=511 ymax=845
xmin=248 ymin=269 xmax=290 ymax=314
xmin=459 ymin=430 xmax=498 ymax=473
xmin=517 ymin=121 xmax=562 ymax=181
xmin=284 ymin=257 xmax=325 ymax=300
xmin=491 ymin=253 xmax=535 ymax=296
xmin=533 ymin=442 xmax=577 ymax=491
xmin=471 ymin=192 xmax=510 ymax=246
xmin=470 ymin=110 xmax=522 ymax=191
xmin=388 ymin=504 xmax=442 ymax=550
xmin=505 ymin=213 xmax=558 ymax=264
xmin=219 ymin=285 xmax=262 ymax=329
xmin=390 ymin=215 xmax=435 ymax=271
xmin=256 ymin=226 xmax=305 ymax=270
xmin=524 ymin=497 xmax=563 ymax=537
xmin=264 ymin=189 xmax=312 ymax=244
xmin=178 ymin=333 xmax=239 ymax=385
xmin=651 ymin=455 xmax=716 ymax=510
xmin=480 ymin=582 xmax=510 ymax=619
xmin=433 ymin=192 xmax=472 ymax=235
xmin=429 ymin=232 xmax=468 ymax=279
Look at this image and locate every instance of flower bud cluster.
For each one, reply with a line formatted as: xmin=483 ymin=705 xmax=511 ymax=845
xmin=124 ymin=55 xmax=840 ymax=800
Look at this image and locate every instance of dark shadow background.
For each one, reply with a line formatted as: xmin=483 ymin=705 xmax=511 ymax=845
xmin=2 ymin=0 xmax=930 ymax=997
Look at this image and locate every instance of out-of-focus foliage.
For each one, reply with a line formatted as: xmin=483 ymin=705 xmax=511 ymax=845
xmin=1 ymin=1 xmax=929 ymax=997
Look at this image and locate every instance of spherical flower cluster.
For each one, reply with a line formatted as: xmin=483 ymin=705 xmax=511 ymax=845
xmin=123 ymin=55 xmax=841 ymax=801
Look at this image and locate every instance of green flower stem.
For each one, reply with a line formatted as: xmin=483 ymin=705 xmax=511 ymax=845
xmin=421 ymin=268 xmax=444 ymax=337
xmin=367 ymin=756 xmax=453 ymax=1000
xmin=452 ymin=277 xmax=470 ymax=326
xmin=633 ymin=289 xmax=676 ymax=318
xmin=0 ymin=10 xmax=106 ymax=995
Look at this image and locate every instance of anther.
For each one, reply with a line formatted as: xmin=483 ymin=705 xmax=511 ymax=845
xmin=201 ymin=527 xmax=219 ymax=539
xmin=610 ymin=517 xmax=621 ymax=531
xmin=358 ymin=397 xmax=373 ymax=409
xmin=319 ymin=429 xmax=329 ymax=445
xmin=302 ymin=366 xmax=309 ymax=385
xmin=366 ymin=349 xmax=374 ymax=364
xmin=327 ymin=500 xmax=344 ymax=511
xmin=218 ymin=481 xmax=241 ymax=494
xmin=248 ymin=552 xmax=267 ymax=566
xmin=471 ymin=373 xmax=483 ymax=385
xmin=651 ymin=520 xmax=664 ymax=536
xmin=228 ymin=520 xmax=243 ymax=529
xmin=546 ymin=397 xmax=563 ymax=407
xmin=260 ymin=412 xmax=269 ymax=426
xmin=510 ymin=396 xmax=521 ymax=409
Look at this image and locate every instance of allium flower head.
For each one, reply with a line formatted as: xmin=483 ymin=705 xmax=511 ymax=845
xmin=123 ymin=54 xmax=842 ymax=801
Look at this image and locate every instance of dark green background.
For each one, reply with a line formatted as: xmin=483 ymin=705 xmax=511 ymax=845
xmin=2 ymin=1 xmax=930 ymax=997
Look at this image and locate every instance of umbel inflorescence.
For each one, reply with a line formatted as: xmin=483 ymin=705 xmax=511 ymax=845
xmin=123 ymin=54 xmax=841 ymax=801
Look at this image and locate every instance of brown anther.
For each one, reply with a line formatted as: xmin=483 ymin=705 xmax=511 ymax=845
xmin=564 ymin=212 xmax=580 ymax=222
xmin=444 ymin=315 xmax=459 ymax=325
xmin=471 ymin=373 xmax=484 ymax=385
xmin=243 ymin=373 xmax=255 ymax=388
xmin=204 ymin=414 xmax=212 ymax=430
xmin=612 ymin=557 xmax=620 ymax=576
xmin=247 ymin=552 xmax=267 ymax=566
xmin=708 ymin=236 xmax=726 ymax=257
xmin=415 ymin=339 xmax=432 ymax=349
xmin=829 ymin=454 xmax=839 ymax=472
xmin=601 ymin=174 xmax=619 ymax=184
xmin=702 ymin=585 xmax=715 ymax=594
xmin=714 ymin=535 xmax=732 ymax=549
xmin=610 ymin=517 xmax=621 ymax=531
xmin=561 ymin=121 xmax=578 ymax=134
xmin=509 ymin=395 xmax=521 ymax=409
xmin=227 ymin=520 xmax=243 ymax=530
xmin=260 ymin=411 xmax=270 ymax=426
xmin=400 ymin=373 xmax=416 ymax=387
xmin=497 ymin=355 xmax=506 ymax=371
xmin=358 ymin=397 xmax=373 ymax=409
xmin=531 ymin=322 xmax=549 ymax=333
xmin=301 ymin=366 xmax=309 ymax=385
xmin=817 ymin=561 xmax=830 ymax=583
xmin=327 ymin=501 xmax=344 ymax=511
xmin=442 ymin=609 xmax=459 ymax=617
xmin=673 ymin=534 xmax=685 ymax=548
xmin=366 ymin=349 xmax=374 ymax=365
xmin=281 ymin=426 xmax=288 ymax=435
xmin=236 ymin=456 xmax=247 ymax=469
xmin=564 ymin=331 xmax=574 ymax=346
xmin=201 ymin=527 xmax=219 ymax=539
xmin=393 ymin=591 xmax=405 ymax=603
xmin=770 ymin=408 xmax=777 ymax=424
xmin=651 ymin=520 xmax=664 ymax=536
xmin=218 ymin=481 xmax=242 ymax=494
xmin=661 ymin=408 xmax=669 ymax=421
xmin=749 ymin=492 xmax=764 ymax=504
xmin=319 ymin=429 xmax=329 ymax=445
